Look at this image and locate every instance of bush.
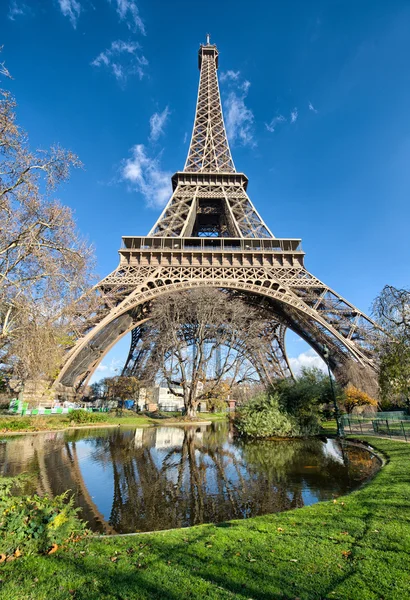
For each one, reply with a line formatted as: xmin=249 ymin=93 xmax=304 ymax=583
xmin=0 ymin=477 xmax=87 ymax=557
xmin=342 ymin=385 xmax=378 ymax=414
xmin=271 ymin=368 xmax=336 ymax=434
xmin=69 ymin=410 xmax=108 ymax=424
xmin=235 ymin=393 xmax=300 ymax=439
xmin=0 ymin=417 xmax=33 ymax=431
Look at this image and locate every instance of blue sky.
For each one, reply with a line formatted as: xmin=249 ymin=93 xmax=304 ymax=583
xmin=2 ymin=0 xmax=410 ymax=379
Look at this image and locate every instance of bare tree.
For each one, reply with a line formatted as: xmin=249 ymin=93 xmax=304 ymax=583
xmin=141 ymin=289 xmax=269 ymax=417
xmin=0 ymin=54 xmax=95 ymax=382
xmin=372 ymin=285 xmax=410 ymax=405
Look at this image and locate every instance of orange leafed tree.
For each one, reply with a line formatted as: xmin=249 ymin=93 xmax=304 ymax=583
xmin=343 ymin=385 xmax=378 ymax=414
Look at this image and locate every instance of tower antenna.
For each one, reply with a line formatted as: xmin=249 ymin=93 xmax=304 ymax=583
xmin=206 ymin=33 xmax=210 ymax=45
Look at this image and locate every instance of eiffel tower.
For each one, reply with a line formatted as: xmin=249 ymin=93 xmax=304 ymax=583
xmin=55 ymin=37 xmax=379 ymax=395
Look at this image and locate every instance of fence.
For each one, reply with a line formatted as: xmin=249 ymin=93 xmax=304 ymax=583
xmin=341 ymin=414 xmax=410 ymax=441
xmin=372 ymin=419 xmax=410 ymax=441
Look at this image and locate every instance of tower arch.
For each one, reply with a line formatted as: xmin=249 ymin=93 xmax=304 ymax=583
xmin=54 ymin=37 xmax=380 ymax=396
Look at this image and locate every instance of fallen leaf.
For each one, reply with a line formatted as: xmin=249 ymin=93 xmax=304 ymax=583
xmin=48 ymin=544 xmax=58 ymax=555
xmin=277 ymin=527 xmax=284 ymax=532
xmin=342 ymin=550 xmax=352 ymax=559
xmin=14 ymin=548 xmax=21 ymax=558
xmin=0 ymin=554 xmax=6 ymax=564
xmin=110 ymin=556 xmax=117 ymax=562
xmin=341 ymin=531 xmax=349 ymax=536
xmin=290 ymin=559 xmax=298 ymax=563
xmin=333 ymin=499 xmax=338 ymax=504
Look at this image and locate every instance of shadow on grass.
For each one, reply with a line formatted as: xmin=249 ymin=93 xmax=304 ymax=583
xmin=2 ymin=437 xmax=410 ymax=600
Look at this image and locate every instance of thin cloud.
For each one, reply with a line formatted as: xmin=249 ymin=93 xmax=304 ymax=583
xmin=122 ymin=144 xmax=172 ymax=208
xmin=220 ymin=70 xmax=240 ymax=83
xmin=265 ymin=114 xmax=286 ymax=133
xmin=221 ymin=71 xmax=255 ymax=147
xmin=290 ymin=107 xmax=298 ymax=123
xmin=225 ymin=91 xmax=255 ymax=147
xmin=8 ymin=1 xmax=28 ymax=20
xmin=149 ymin=106 xmax=170 ymax=142
xmin=91 ymin=40 xmax=148 ymax=84
xmin=308 ymin=101 xmax=318 ymax=113
xmin=57 ymin=0 xmax=81 ymax=28
xmin=109 ymin=0 xmax=146 ymax=35
xmin=288 ymin=350 xmax=327 ymax=377
xmin=183 ymin=131 xmax=188 ymax=144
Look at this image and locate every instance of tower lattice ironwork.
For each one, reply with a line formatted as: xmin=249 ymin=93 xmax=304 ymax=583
xmin=54 ymin=38 xmax=380 ymax=395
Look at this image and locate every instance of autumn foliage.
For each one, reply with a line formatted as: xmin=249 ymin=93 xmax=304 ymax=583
xmin=342 ymin=385 xmax=378 ymax=414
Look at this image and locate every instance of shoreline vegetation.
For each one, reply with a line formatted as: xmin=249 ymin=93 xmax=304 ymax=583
xmin=1 ymin=436 xmax=409 ymax=599
xmin=0 ymin=411 xmax=226 ymax=435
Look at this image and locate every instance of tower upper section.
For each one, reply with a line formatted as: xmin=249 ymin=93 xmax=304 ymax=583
xmin=184 ymin=39 xmax=236 ymax=173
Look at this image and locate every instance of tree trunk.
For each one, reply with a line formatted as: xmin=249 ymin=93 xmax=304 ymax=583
xmin=186 ymin=404 xmax=197 ymax=418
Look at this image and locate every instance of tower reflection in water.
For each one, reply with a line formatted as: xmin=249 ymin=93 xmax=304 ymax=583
xmin=0 ymin=423 xmax=379 ymax=534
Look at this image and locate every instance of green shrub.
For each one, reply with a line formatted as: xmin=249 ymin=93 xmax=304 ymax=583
xmin=0 ymin=477 xmax=87 ymax=557
xmin=69 ymin=410 xmax=108 ymax=424
xmin=0 ymin=417 xmax=33 ymax=431
xmin=235 ymin=393 xmax=300 ymax=439
xmin=271 ymin=368 xmax=333 ymax=435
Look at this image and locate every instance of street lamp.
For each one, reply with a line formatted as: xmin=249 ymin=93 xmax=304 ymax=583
xmin=322 ymin=344 xmax=343 ymax=437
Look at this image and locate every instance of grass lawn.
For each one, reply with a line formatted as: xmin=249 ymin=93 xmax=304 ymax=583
xmin=0 ymin=411 xmax=227 ymax=434
xmin=1 ymin=436 xmax=410 ymax=599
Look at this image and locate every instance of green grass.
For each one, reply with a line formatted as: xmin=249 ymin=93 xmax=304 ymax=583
xmin=0 ymin=411 xmax=228 ymax=434
xmin=1 ymin=436 xmax=410 ymax=599
xmin=320 ymin=419 xmax=338 ymax=435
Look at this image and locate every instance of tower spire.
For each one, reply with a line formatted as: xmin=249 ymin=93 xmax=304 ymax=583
xmin=148 ymin=39 xmax=273 ymax=238
xmin=184 ymin=39 xmax=235 ymax=173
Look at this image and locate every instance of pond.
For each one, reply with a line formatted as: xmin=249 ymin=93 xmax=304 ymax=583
xmin=0 ymin=423 xmax=380 ymax=534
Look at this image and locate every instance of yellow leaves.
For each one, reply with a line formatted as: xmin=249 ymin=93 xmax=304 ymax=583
xmin=0 ymin=549 xmax=22 ymax=563
xmin=343 ymin=385 xmax=378 ymax=413
xmin=342 ymin=550 xmax=352 ymax=559
xmin=47 ymin=544 xmax=58 ymax=555
xmin=277 ymin=527 xmax=284 ymax=532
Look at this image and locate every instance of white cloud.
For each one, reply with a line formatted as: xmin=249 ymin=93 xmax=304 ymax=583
xmin=241 ymin=80 xmax=251 ymax=93
xmin=149 ymin=106 xmax=170 ymax=141
xmin=183 ymin=131 xmax=188 ymax=144
xmin=122 ymin=144 xmax=172 ymax=208
xmin=221 ymin=72 xmax=255 ymax=147
xmin=8 ymin=1 xmax=27 ymax=20
xmin=58 ymin=0 xmax=81 ymax=28
xmin=265 ymin=114 xmax=286 ymax=133
xmin=96 ymin=364 xmax=108 ymax=372
xmin=308 ymin=101 xmax=318 ymax=113
xmin=110 ymin=0 xmax=146 ymax=35
xmin=224 ymin=91 xmax=255 ymax=146
xmin=220 ymin=70 xmax=240 ymax=82
xmin=290 ymin=107 xmax=298 ymax=123
xmin=91 ymin=40 xmax=148 ymax=83
xmin=288 ymin=350 xmax=327 ymax=377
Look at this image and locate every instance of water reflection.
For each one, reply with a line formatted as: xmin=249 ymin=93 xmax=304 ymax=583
xmin=0 ymin=423 xmax=379 ymax=534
